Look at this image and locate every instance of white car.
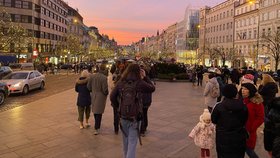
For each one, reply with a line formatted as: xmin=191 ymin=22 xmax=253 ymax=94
xmin=1 ymin=70 xmax=45 ymax=95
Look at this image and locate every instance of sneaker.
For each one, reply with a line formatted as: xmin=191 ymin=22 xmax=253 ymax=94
xmin=94 ymin=129 xmax=99 ymax=135
xmin=85 ymin=123 xmax=91 ymax=128
xmin=80 ymin=125 xmax=84 ymax=129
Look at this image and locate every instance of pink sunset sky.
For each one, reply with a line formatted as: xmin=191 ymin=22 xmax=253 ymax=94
xmin=65 ymin=0 xmax=224 ymax=45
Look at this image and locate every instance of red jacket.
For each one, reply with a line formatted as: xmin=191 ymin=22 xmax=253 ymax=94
xmin=243 ymin=94 xmax=264 ymax=149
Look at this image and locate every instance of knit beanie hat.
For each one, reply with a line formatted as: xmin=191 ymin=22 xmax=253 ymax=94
xmin=241 ymin=83 xmax=257 ymax=98
xmin=223 ymin=84 xmax=237 ymax=99
xmin=243 ymin=74 xmax=254 ymax=81
xmin=200 ymin=109 xmax=211 ymax=123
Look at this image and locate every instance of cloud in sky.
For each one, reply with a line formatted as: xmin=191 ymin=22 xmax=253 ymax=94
xmin=65 ymin=0 xmax=224 ymax=45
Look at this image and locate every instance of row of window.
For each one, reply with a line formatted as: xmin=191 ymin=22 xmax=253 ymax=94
xmin=205 ymin=22 xmax=233 ymax=34
xmin=15 ymin=0 xmax=31 ymax=9
xmin=39 ymin=31 xmax=65 ymax=41
xmin=261 ymin=10 xmax=280 ymax=21
xmin=9 ymin=14 xmax=66 ymax=33
xmin=41 ymin=6 xmax=67 ymax=25
xmin=236 ymin=27 xmax=280 ymax=41
xmin=206 ymin=35 xmax=233 ymax=44
xmin=236 ymin=30 xmax=258 ymax=40
xmin=40 ymin=19 xmax=67 ymax=33
xmin=42 ymin=0 xmax=67 ymax=17
xmin=206 ymin=9 xmax=234 ymax=24
xmin=236 ymin=4 xmax=257 ymax=16
xmin=0 ymin=0 xmax=67 ymax=26
xmin=236 ymin=17 xmax=258 ymax=28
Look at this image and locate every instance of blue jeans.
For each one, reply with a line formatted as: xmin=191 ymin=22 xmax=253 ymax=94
xmin=246 ymin=148 xmax=259 ymax=158
xmin=120 ymin=119 xmax=139 ymax=158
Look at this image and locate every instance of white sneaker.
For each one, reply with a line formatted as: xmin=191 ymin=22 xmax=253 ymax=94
xmin=94 ymin=129 xmax=99 ymax=135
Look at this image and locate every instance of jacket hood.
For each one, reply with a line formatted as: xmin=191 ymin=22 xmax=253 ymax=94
xmin=250 ymin=93 xmax=263 ymax=104
xmin=76 ymin=77 xmax=88 ymax=84
xmin=223 ymin=98 xmax=246 ymax=112
xmin=209 ymin=77 xmax=218 ymax=85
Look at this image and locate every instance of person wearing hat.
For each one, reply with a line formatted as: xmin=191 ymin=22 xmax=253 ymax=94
xmin=189 ymin=109 xmax=215 ymax=158
xmin=211 ymin=84 xmax=248 ymax=158
xmin=241 ymin=83 xmax=264 ymax=158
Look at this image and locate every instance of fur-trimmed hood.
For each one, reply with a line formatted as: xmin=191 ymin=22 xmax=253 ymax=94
xmin=76 ymin=77 xmax=88 ymax=84
xmin=249 ymin=93 xmax=263 ymax=104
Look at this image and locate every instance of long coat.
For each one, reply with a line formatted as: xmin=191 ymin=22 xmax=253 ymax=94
xmin=211 ymin=98 xmax=248 ymax=157
xmin=75 ymin=77 xmax=91 ymax=106
xmin=204 ymin=77 xmax=220 ymax=108
xmin=87 ymin=72 xmax=108 ymax=114
xmin=243 ymin=94 xmax=264 ymax=149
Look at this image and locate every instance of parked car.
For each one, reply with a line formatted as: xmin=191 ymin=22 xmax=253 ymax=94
xmin=1 ymin=70 xmax=45 ymax=95
xmin=0 ymin=82 xmax=9 ymax=105
xmin=0 ymin=66 xmax=12 ymax=79
xmin=9 ymin=63 xmax=34 ymax=70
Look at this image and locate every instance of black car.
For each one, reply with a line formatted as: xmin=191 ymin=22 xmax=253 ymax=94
xmin=0 ymin=66 xmax=12 ymax=79
xmin=0 ymin=82 xmax=9 ymax=105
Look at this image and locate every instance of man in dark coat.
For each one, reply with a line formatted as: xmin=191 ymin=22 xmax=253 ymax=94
xmin=211 ymin=84 xmax=248 ymax=158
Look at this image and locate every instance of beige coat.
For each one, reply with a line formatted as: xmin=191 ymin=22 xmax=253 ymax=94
xmin=87 ymin=72 xmax=108 ymax=114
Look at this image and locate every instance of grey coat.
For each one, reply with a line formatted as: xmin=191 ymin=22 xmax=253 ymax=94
xmin=87 ymin=72 xmax=109 ymax=114
xmin=204 ymin=77 xmax=220 ymax=108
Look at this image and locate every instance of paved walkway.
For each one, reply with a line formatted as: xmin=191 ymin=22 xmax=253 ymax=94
xmin=0 ymin=81 xmax=269 ymax=158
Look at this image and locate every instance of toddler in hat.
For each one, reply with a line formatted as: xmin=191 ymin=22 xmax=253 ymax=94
xmin=189 ymin=109 xmax=215 ymax=158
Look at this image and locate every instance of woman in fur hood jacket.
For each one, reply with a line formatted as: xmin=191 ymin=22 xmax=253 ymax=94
xmin=241 ymin=83 xmax=264 ymax=158
xmin=75 ymin=70 xmax=91 ymax=129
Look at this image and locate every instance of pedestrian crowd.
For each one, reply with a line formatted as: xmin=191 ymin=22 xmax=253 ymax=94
xmin=75 ymin=60 xmax=155 ymax=158
xmin=188 ymin=65 xmax=280 ymax=158
xmin=75 ymin=60 xmax=280 ymax=158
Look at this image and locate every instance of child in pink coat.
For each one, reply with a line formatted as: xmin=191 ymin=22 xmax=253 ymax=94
xmin=189 ymin=109 xmax=215 ymax=158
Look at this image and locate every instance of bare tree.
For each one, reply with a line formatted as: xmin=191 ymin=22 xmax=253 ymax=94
xmin=261 ymin=29 xmax=280 ymax=71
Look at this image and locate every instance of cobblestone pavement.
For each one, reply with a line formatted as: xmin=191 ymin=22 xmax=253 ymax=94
xmin=0 ymin=73 xmax=79 ymax=112
xmin=0 ymin=80 xmax=269 ymax=158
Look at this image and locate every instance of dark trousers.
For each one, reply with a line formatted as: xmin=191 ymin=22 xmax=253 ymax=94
xmin=140 ymin=107 xmax=149 ymax=134
xmin=197 ymin=77 xmax=203 ymax=86
xmin=77 ymin=106 xmax=91 ymax=122
xmin=113 ymin=107 xmax=119 ymax=132
xmin=94 ymin=114 xmax=102 ymax=130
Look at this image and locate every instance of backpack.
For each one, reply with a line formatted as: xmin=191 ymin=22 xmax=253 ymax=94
xmin=119 ymin=80 xmax=143 ymax=121
xmin=210 ymin=83 xmax=220 ymax=98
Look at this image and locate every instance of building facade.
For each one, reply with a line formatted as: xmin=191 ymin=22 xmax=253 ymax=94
xmin=258 ymin=0 xmax=280 ymax=70
xmin=199 ymin=0 xmax=237 ymax=67
xmin=234 ymin=0 xmax=259 ymax=68
xmin=0 ymin=0 xmax=68 ymax=63
xmin=176 ymin=7 xmax=199 ymax=64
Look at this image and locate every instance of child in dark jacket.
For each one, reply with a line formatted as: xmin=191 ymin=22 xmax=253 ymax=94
xmin=75 ymin=70 xmax=91 ymax=129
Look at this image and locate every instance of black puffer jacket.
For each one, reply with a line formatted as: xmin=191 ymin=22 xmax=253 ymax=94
xmin=266 ymin=97 xmax=280 ymax=157
xmin=211 ymin=98 xmax=248 ymax=157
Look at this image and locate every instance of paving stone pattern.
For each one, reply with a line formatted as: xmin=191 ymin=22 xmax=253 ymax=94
xmin=0 ymin=81 xmax=269 ymax=158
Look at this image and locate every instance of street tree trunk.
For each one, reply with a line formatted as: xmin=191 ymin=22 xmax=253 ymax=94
xmin=275 ymin=56 xmax=279 ymax=72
